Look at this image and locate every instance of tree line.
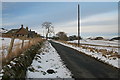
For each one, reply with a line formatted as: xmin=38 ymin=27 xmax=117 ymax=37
xmin=52 ymin=32 xmax=82 ymax=41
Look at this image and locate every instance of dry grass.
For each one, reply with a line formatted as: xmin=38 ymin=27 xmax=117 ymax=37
xmin=1 ymin=38 xmax=45 ymax=65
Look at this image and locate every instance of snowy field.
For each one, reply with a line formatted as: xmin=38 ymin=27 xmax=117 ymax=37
xmin=0 ymin=37 xmax=29 ymax=57
xmin=68 ymin=40 xmax=119 ymax=57
xmin=68 ymin=40 xmax=119 ymax=47
xmin=53 ymin=40 xmax=119 ymax=68
xmin=26 ymin=41 xmax=72 ymax=78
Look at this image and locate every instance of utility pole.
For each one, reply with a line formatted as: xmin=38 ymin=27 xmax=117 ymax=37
xmin=78 ymin=4 xmax=80 ymax=46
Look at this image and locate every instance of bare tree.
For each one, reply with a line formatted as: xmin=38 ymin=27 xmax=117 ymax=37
xmin=42 ymin=22 xmax=54 ymax=39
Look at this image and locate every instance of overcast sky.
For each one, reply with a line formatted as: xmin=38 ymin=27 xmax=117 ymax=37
xmin=2 ymin=2 xmax=119 ymax=38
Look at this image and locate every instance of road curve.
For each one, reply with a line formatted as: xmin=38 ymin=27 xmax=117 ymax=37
xmin=50 ymin=41 xmax=119 ymax=78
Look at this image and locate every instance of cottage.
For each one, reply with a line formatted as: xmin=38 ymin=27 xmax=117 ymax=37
xmin=28 ymin=30 xmax=37 ymax=38
xmin=4 ymin=25 xmax=28 ymax=38
xmin=3 ymin=24 xmax=38 ymax=38
xmin=14 ymin=25 xmax=28 ymax=37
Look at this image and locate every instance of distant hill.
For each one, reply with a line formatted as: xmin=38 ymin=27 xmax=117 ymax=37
xmin=110 ymin=37 xmax=120 ymax=41
xmin=94 ymin=37 xmax=104 ymax=40
xmin=87 ymin=37 xmax=104 ymax=40
xmin=0 ymin=28 xmax=8 ymax=33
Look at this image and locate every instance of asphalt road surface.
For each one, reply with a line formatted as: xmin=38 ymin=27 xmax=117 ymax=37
xmin=50 ymin=41 xmax=119 ymax=78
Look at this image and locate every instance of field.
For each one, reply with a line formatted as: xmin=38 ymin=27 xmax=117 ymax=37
xmin=68 ymin=39 xmax=119 ymax=47
xmin=68 ymin=40 xmax=119 ymax=56
xmin=0 ymin=37 xmax=29 ymax=57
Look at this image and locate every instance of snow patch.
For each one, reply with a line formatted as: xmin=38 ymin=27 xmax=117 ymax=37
xmin=0 ymin=28 xmax=8 ymax=33
xmin=26 ymin=41 xmax=72 ymax=78
xmin=68 ymin=40 xmax=119 ymax=47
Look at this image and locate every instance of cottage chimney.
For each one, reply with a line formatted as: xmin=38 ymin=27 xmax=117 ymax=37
xmin=26 ymin=27 xmax=28 ymax=31
xmin=21 ymin=24 xmax=23 ymax=28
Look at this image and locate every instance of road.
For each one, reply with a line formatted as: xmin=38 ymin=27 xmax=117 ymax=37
xmin=50 ymin=41 xmax=119 ymax=78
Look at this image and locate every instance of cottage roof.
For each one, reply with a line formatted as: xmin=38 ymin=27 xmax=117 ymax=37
xmin=6 ymin=27 xmax=28 ymax=35
xmin=15 ymin=27 xmax=28 ymax=35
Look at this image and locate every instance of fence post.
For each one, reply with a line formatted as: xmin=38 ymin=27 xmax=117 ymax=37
xmin=28 ymin=39 xmax=30 ymax=46
xmin=8 ymin=37 xmax=15 ymax=55
xmin=21 ymin=39 xmax=24 ymax=49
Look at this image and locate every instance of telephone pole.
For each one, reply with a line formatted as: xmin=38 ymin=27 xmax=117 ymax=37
xmin=78 ymin=4 xmax=80 ymax=46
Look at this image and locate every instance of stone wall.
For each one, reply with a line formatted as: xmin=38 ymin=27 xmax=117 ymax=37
xmin=1 ymin=42 xmax=43 ymax=80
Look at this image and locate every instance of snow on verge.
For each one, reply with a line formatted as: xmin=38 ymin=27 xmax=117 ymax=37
xmin=26 ymin=41 xmax=72 ymax=78
xmin=53 ymin=40 xmax=119 ymax=68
